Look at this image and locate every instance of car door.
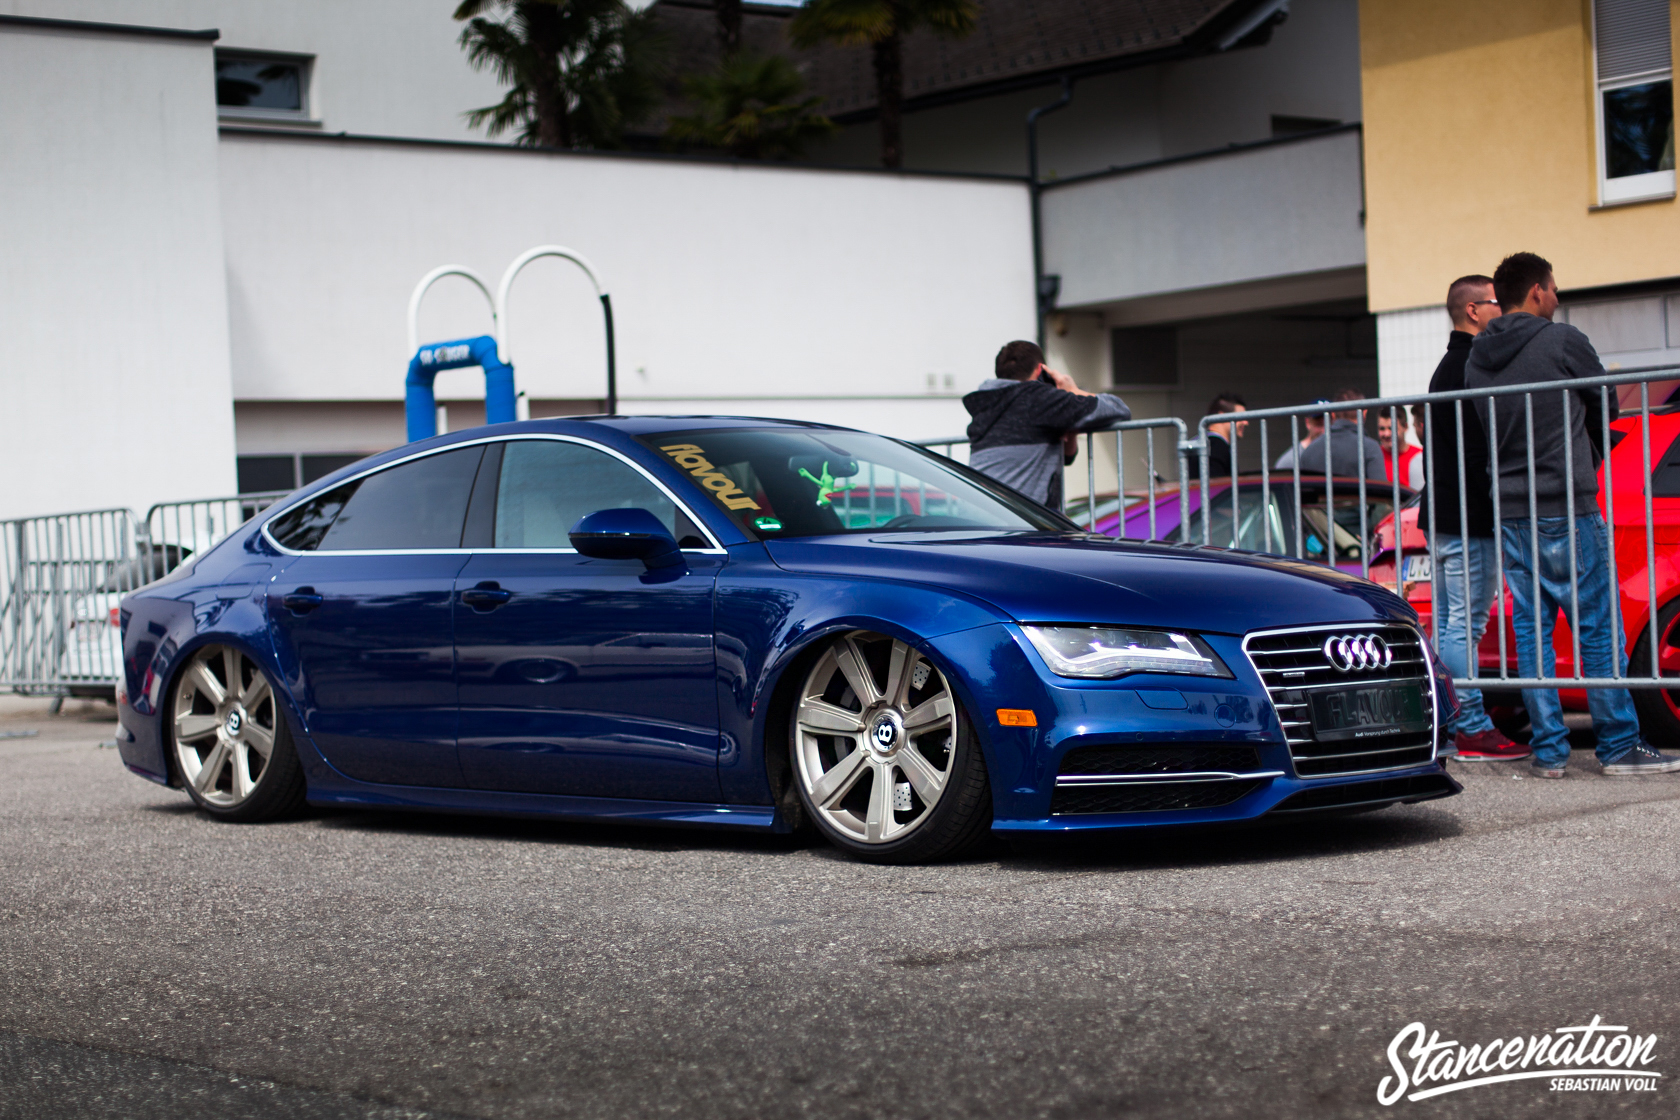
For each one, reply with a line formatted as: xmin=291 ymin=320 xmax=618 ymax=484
xmin=453 ymin=437 xmax=724 ymax=802
xmin=265 ymin=444 xmax=486 ymax=788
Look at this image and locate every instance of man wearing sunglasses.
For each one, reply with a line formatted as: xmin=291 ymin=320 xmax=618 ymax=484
xmin=1423 ymin=274 xmax=1528 ymax=762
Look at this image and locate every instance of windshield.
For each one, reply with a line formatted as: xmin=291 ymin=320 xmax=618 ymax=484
xmin=639 ymin=428 xmax=1070 ymax=540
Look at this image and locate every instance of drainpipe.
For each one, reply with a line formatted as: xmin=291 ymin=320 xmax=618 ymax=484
xmin=1028 ymin=77 xmax=1073 ymax=349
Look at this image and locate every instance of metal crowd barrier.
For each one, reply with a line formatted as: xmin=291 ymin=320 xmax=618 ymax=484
xmin=144 ymin=492 xmax=287 ymax=562
xmin=0 ymin=509 xmax=141 ymax=694
xmin=0 ymin=493 xmax=286 ymax=696
xmin=917 ymin=416 xmax=1193 ymax=540
xmin=1198 ymin=366 xmax=1680 ymax=694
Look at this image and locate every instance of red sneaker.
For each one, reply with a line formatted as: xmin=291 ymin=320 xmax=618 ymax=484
xmin=1454 ymin=728 xmax=1531 ymax=762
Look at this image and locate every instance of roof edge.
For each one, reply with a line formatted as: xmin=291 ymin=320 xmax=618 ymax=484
xmin=0 ymin=13 xmax=217 ymax=42
xmin=824 ymin=0 xmax=1286 ymax=124
xmin=216 ymin=125 xmax=1031 ymax=184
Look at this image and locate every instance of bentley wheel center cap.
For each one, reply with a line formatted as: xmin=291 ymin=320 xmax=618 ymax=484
xmin=870 ymin=713 xmax=901 ymax=754
xmin=224 ymin=709 xmax=244 ymax=737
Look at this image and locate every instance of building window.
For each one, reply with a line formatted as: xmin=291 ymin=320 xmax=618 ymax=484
xmin=1594 ymin=0 xmax=1674 ymax=205
xmin=215 ymin=50 xmax=313 ymax=122
xmin=236 ymin=453 xmax=368 ymax=495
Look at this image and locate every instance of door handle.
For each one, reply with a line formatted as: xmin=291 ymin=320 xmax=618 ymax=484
xmin=282 ymin=588 xmax=324 ymax=614
xmin=461 ymin=582 xmax=512 ymax=611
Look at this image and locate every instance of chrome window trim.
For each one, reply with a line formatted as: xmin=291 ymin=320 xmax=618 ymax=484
xmin=1055 ymin=770 xmax=1285 ymax=786
xmin=1241 ymin=621 xmax=1439 ymax=780
xmin=261 ymin=433 xmax=727 ymax=557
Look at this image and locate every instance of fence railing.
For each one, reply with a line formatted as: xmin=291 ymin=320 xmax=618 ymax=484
xmin=919 ymin=366 xmax=1680 ymax=699
xmin=1204 ymin=367 xmax=1680 ymax=694
xmin=0 ymin=493 xmax=286 ymax=696
xmin=917 ymin=416 xmax=1193 ymax=541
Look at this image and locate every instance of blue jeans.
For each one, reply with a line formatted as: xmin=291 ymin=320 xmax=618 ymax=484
xmin=1433 ymin=535 xmax=1497 ymax=736
xmin=1501 ymin=514 xmax=1643 ymax=766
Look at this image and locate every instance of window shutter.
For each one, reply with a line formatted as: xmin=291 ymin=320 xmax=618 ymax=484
xmin=1596 ymin=0 xmax=1672 ymax=82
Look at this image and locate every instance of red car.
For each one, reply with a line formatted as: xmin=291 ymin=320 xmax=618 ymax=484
xmin=1370 ymin=409 xmax=1680 ymax=739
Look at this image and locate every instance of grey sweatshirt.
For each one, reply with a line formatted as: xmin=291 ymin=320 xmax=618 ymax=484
xmin=962 ymin=378 xmax=1130 ymax=507
xmin=1464 ymin=313 xmax=1612 ymax=519
xmin=1275 ymin=418 xmax=1387 ymax=480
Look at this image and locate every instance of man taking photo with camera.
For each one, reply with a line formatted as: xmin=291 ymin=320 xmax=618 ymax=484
xmin=963 ymin=340 xmax=1130 ymax=509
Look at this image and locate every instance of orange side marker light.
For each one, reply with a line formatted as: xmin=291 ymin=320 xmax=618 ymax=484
xmin=996 ymin=709 xmax=1037 ymax=727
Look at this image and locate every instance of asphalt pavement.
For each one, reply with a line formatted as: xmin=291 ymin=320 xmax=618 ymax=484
xmin=2 ymin=697 xmax=1678 ymax=1119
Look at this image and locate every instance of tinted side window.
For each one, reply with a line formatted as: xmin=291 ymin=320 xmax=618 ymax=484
xmin=310 ymin=446 xmax=484 ymax=551
xmin=268 ymin=481 xmax=358 ymax=551
xmin=495 ymin=441 xmax=688 ymax=548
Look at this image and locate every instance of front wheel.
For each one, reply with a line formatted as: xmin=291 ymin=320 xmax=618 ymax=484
xmin=789 ymin=631 xmax=991 ymax=864
xmin=171 ymin=645 xmax=307 ymax=821
xmin=1631 ymin=600 xmax=1680 ymax=745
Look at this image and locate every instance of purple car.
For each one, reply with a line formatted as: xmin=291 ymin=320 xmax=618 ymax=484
xmin=1063 ymin=475 xmax=1414 ymax=575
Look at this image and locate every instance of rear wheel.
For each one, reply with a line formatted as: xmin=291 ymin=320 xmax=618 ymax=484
xmin=789 ymin=631 xmax=991 ymax=864
xmin=172 ymin=645 xmax=306 ymax=821
xmin=1631 ymin=600 xmax=1680 ymax=745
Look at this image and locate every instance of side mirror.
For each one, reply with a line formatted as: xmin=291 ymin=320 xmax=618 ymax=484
xmin=568 ymin=508 xmax=685 ymax=570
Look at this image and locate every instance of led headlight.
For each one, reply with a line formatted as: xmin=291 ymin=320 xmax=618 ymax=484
xmin=1021 ymin=626 xmax=1231 ymax=679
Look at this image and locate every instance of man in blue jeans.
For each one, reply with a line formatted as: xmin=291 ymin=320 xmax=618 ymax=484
xmin=1424 ymin=274 xmax=1528 ymax=761
xmin=1467 ymin=252 xmax=1680 ymax=777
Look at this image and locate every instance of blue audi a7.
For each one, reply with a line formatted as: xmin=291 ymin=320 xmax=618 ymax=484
xmin=115 ymin=417 xmax=1460 ymax=863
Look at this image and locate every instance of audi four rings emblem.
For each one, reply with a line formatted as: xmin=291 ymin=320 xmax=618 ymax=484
xmin=1323 ymin=634 xmax=1393 ymax=672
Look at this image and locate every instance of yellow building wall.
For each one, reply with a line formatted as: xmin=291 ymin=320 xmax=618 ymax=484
xmin=1360 ymin=0 xmax=1679 ymax=312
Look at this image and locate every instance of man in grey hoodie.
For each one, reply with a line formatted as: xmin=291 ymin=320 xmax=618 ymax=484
xmin=1466 ymin=251 xmax=1679 ymax=777
xmin=1276 ymin=388 xmax=1387 ymax=480
xmin=962 ymin=340 xmax=1130 ymax=509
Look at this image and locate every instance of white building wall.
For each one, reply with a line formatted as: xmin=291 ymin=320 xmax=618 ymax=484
xmin=217 ymin=133 xmax=1035 ymax=444
xmin=1042 ymin=128 xmax=1367 ymax=310
xmin=0 ymin=20 xmax=237 ymax=519
xmin=2 ymin=0 xmax=505 ymax=142
xmin=1375 ymin=305 xmax=1450 ymax=397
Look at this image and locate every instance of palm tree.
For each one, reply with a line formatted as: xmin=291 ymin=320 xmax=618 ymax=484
xmin=790 ymin=0 xmax=978 ymax=169
xmin=454 ymin=0 xmax=663 ymax=150
xmin=666 ymin=53 xmax=836 ymax=160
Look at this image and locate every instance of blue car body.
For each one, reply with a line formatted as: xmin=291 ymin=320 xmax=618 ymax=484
xmin=116 ymin=416 xmax=1460 ymax=835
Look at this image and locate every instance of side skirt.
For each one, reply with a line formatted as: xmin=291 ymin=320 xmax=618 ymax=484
xmin=306 ymin=783 xmax=778 ymax=831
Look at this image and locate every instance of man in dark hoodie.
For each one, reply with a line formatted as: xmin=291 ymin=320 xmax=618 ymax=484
xmin=1425 ymin=274 xmax=1528 ymax=762
xmin=1467 ymin=252 xmax=1679 ymax=777
xmin=963 ymin=340 xmax=1130 ymax=508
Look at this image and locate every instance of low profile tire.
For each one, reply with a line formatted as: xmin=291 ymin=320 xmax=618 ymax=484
xmin=171 ymin=645 xmax=307 ymax=822
xmin=1631 ymin=599 xmax=1680 ymax=745
xmin=789 ymin=631 xmax=992 ymax=864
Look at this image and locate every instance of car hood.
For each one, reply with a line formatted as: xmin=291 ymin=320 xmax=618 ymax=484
xmin=764 ymin=531 xmax=1414 ymax=634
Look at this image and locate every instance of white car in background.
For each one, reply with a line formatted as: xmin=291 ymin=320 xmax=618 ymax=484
xmin=57 ymin=546 xmax=191 ymax=697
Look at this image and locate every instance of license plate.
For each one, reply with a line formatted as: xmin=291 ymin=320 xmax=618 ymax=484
xmin=1402 ymin=553 xmax=1432 ymax=582
xmin=1309 ymin=684 xmax=1429 ymax=742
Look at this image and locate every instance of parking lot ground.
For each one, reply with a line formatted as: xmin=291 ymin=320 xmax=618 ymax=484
xmin=3 ymin=697 xmax=1679 ymax=1120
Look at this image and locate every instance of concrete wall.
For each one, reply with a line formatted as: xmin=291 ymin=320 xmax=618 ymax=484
xmin=217 ymin=133 xmax=1034 ymax=444
xmin=812 ymin=0 xmax=1364 ymax=179
xmin=3 ymin=0 xmax=505 ymax=142
xmin=1375 ymin=305 xmax=1451 ymax=397
xmin=1360 ymin=0 xmax=1680 ymax=312
xmin=0 ymin=20 xmax=237 ymax=519
xmin=1040 ymin=127 xmax=1368 ymax=310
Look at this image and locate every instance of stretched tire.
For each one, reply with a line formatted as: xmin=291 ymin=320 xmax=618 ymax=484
xmin=1631 ymin=599 xmax=1680 ymax=746
xmin=171 ymin=644 xmax=307 ymax=822
xmin=788 ymin=631 xmax=991 ymax=864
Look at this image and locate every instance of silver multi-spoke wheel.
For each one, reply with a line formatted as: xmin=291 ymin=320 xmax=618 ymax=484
xmin=173 ymin=645 xmax=278 ymax=809
xmin=794 ymin=632 xmax=958 ymax=845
